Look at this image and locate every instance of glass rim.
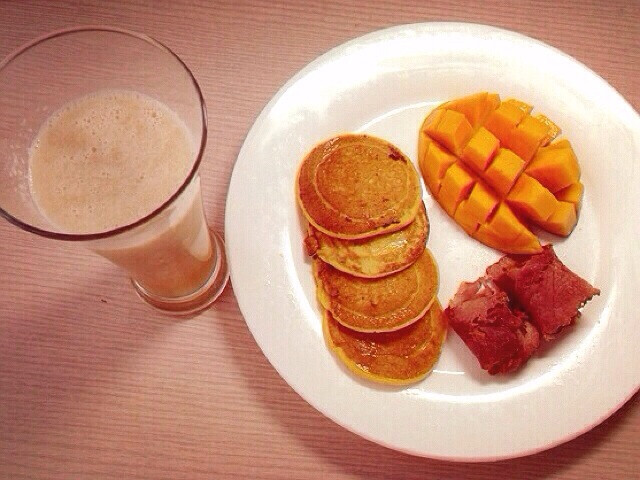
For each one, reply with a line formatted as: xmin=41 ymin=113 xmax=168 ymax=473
xmin=0 ymin=25 xmax=208 ymax=242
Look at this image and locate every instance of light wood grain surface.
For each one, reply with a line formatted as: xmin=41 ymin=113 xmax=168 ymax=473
xmin=1 ymin=1 xmax=638 ymax=478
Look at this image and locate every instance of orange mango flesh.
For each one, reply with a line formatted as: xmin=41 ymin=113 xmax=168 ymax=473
xmin=418 ymin=138 xmax=457 ymax=195
xmin=454 ymin=181 xmax=499 ymax=235
xmin=428 ymin=109 xmax=473 ymax=157
xmin=526 ymin=139 xmax=580 ymax=192
xmin=555 ymin=182 xmax=584 ymax=209
xmin=483 ymin=203 xmax=525 ymax=242
xmin=507 ymin=173 xmax=559 ymax=224
xmin=418 ymin=92 xmax=584 ymax=252
xmin=484 ymin=102 xmax=527 ymax=143
xmin=544 ymin=138 xmax=571 ymax=151
xmin=484 ymin=148 xmax=526 ymax=197
xmin=443 ymin=92 xmax=500 ymax=128
xmin=534 ymin=114 xmax=561 ymax=146
xmin=454 ymin=199 xmax=480 ymax=234
xmin=474 ymin=204 xmax=541 ymax=255
xmin=423 ymin=109 xmax=446 ymax=138
xmin=437 ymin=162 xmax=475 ymax=216
xmin=539 ymin=201 xmax=577 ymax=236
xmin=461 ymin=127 xmax=499 ymax=173
xmin=465 ymin=182 xmax=499 ymax=223
xmin=503 ymin=115 xmax=550 ymax=163
xmin=503 ymin=98 xmax=532 ymax=114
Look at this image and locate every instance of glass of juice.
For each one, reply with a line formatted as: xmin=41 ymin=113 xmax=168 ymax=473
xmin=0 ymin=27 xmax=229 ymax=315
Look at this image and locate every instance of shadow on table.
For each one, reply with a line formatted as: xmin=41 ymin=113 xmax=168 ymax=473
xmin=220 ymin=300 xmax=639 ymax=479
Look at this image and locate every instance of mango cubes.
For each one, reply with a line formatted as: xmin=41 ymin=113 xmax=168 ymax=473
xmin=418 ymin=92 xmax=584 ymax=254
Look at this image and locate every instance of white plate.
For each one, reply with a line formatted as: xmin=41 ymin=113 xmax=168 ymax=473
xmin=225 ymin=23 xmax=640 ymax=461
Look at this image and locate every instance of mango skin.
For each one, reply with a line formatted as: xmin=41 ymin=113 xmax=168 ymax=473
xmin=418 ymin=92 xmax=584 ymax=253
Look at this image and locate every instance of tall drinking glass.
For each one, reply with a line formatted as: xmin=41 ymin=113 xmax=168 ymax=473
xmin=0 ymin=27 xmax=228 ymax=315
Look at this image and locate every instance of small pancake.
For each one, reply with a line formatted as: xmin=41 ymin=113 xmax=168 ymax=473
xmin=323 ymin=301 xmax=447 ymax=385
xmin=296 ymin=134 xmax=422 ymax=239
xmin=305 ymin=202 xmax=429 ymax=278
xmin=314 ymin=248 xmax=439 ymax=332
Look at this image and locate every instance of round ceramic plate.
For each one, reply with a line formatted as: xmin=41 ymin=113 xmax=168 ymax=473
xmin=225 ymin=23 xmax=640 ymax=461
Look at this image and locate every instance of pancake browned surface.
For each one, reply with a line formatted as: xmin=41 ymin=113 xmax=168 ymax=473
xmin=296 ymin=134 xmax=422 ymax=239
xmin=314 ymin=248 xmax=439 ymax=332
xmin=323 ymin=301 xmax=447 ymax=385
xmin=305 ymin=202 xmax=429 ymax=278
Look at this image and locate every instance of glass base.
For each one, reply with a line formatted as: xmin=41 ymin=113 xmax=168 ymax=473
xmin=132 ymin=229 xmax=229 ymax=316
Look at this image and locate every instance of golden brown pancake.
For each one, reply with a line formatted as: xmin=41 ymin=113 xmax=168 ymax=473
xmin=313 ymin=248 xmax=439 ymax=332
xmin=296 ymin=134 xmax=422 ymax=239
xmin=323 ymin=301 xmax=447 ymax=385
xmin=305 ymin=202 xmax=429 ymax=278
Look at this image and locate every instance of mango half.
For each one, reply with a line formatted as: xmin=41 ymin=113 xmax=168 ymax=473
xmin=418 ymin=92 xmax=583 ymax=254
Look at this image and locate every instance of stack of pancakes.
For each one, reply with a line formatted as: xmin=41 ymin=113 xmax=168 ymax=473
xmin=296 ymin=134 xmax=446 ymax=385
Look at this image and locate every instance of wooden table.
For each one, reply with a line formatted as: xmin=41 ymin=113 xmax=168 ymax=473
xmin=1 ymin=1 xmax=638 ymax=478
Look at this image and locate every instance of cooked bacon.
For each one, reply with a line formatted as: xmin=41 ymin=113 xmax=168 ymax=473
xmin=487 ymin=245 xmax=600 ymax=339
xmin=445 ymin=279 xmax=540 ymax=374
